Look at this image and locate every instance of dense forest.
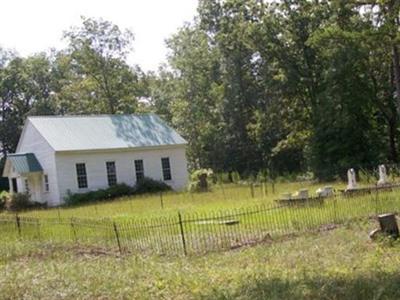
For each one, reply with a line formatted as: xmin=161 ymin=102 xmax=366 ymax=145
xmin=0 ymin=0 xmax=399 ymax=180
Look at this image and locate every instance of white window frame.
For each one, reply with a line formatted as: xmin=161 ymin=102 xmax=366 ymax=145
xmin=24 ymin=178 xmax=30 ymax=194
xmin=43 ymin=174 xmax=49 ymax=193
xmin=76 ymin=163 xmax=88 ymax=189
xmin=161 ymin=157 xmax=172 ymax=181
xmin=106 ymin=161 xmax=117 ymax=187
xmin=134 ymin=159 xmax=145 ymax=182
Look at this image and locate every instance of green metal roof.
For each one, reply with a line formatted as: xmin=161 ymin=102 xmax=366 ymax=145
xmin=8 ymin=153 xmax=43 ymax=174
xmin=28 ymin=113 xmax=187 ymax=152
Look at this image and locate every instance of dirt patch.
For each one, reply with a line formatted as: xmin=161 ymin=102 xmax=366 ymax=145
xmin=318 ymin=223 xmax=338 ymax=232
xmin=68 ymin=245 xmax=123 ymax=258
xmin=228 ymin=224 xmax=342 ymax=253
xmin=12 ymin=244 xmax=125 ymax=263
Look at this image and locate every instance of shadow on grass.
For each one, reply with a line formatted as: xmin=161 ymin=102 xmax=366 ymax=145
xmin=202 ymin=271 xmax=400 ymax=300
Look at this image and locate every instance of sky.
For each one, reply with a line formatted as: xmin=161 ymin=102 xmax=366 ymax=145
xmin=0 ymin=0 xmax=198 ymax=72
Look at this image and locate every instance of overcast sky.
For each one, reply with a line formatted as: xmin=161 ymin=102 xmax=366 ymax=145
xmin=0 ymin=0 xmax=198 ymax=71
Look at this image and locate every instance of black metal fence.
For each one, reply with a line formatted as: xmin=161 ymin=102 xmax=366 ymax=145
xmin=1 ymin=189 xmax=399 ymax=256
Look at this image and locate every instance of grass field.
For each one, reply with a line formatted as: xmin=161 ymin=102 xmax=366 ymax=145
xmin=1 ymin=180 xmax=400 ymax=256
xmin=1 ymin=220 xmax=400 ymax=299
xmin=2 ymin=180 xmax=400 ymax=298
xmin=11 ymin=181 xmax=345 ymax=219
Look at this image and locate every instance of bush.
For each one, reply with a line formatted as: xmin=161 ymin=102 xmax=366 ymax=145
xmin=133 ymin=177 xmax=172 ymax=194
xmin=65 ymin=183 xmax=136 ymax=206
xmin=231 ymin=171 xmax=241 ymax=183
xmin=65 ymin=179 xmax=171 ymax=205
xmin=296 ymin=171 xmax=315 ymax=182
xmin=6 ymin=193 xmax=32 ymax=211
xmin=108 ymin=183 xmax=136 ymax=197
xmin=215 ymin=172 xmax=231 ymax=184
xmin=0 ymin=191 xmax=8 ymax=211
xmin=189 ymin=169 xmax=214 ymax=192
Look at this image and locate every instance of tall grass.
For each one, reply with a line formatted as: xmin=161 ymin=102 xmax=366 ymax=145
xmin=1 ymin=181 xmax=399 ymax=256
xmin=9 ymin=181 xmax=344 ymax=220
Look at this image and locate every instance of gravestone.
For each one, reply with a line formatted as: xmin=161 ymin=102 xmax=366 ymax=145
xmin=370 ymin=213 xmax=399 ymax=240
xmin=297 ymin=189 xmax=309 ymax=199
xmin=378 ymin=213 xmax=399 ymax=239
xmin=346 ymin=168 xmax=357 ymax=190
xmin=377 ymin=164 xmax=388 ymax=186
xmin=316 ymin=186 xmax=333 ymax=197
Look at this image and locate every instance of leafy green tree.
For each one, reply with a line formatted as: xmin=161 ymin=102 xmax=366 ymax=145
xmin=165 ymin=25 xmax=226 ymax=170
xmin=0 ymin=52 xmax=57 ymax=155
xmin=63 ymin=17 xmax=142 ymax=114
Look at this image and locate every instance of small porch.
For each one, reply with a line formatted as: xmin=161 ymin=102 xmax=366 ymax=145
xmin=3 ymin=153 xmax=45 ymax=203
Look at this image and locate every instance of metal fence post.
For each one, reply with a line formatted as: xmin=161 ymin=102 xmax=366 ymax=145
xmin=178 ymin=212 xmax=187 ymax=256
xmin=113 ymin=222 xmax=122 ymax=254
xmin=36 ymin=218 xmax=41 ymax=240
xmin=333 ymin=197 xmax=338 ymax=223
xmin=15 ymin=214 xmax=21 ymax=237
xmin=160 ymin=192 xmax=164 ymax=209
xmin=70 ymin=217 xmax=77 ymax=243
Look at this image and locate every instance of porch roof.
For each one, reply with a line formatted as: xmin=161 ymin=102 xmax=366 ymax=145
xmin=7 ymin=153 xmax=43 ymax=174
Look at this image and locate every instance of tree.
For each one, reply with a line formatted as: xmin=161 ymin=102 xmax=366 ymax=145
xmin=165 ymin=25 xmax=226 ymax=170
xmin=63 ymin=17 xmax=142 ymax=114
xmin=0 ymin=52 xmax=57 ymax=155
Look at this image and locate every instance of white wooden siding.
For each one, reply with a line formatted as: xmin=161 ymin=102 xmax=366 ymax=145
xmin=16 ymin=120 xmax=59 ymax=205
xmin=55 ymin=146 xmax=188 ymax=203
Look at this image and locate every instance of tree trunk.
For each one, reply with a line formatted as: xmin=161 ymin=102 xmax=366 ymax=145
xmin=388 ymin=116 xmax=398 ymax=162
xmin=393 ymin=45 xmax=400 ymax=116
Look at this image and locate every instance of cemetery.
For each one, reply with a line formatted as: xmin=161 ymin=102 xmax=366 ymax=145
xmin=276 ymin=164 xmax=400 ymax=205
xmin=2 ymin=164 xmax=400 ymax=299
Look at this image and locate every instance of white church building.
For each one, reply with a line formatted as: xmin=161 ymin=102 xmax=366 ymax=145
xmin=3 ymin=114 xmax=188 ymax=206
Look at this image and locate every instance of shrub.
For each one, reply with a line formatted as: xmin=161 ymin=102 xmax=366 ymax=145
xmin=65 ymin=183 xmax=135 ymax=206
xmin=256 ymin=170 xmax=269 ymax=183
xmin=231 ymin=171 xmax=241 ymax=183
xmin=6 ymin=193 xmax=32 ymax=211
xmin=108 ymin=183 xmax=136 ymax=197
xmin=64 ymin=180 xmax=171 ymax=205
xmin=189 ymin=169 xmax=214 ymax=192
xmin=0 ymin=191 xmax=8 ymax=211
xmin=215 ymin=172 xmax=231 ymax=184
xmin=296 ymin=172 xmax=315 ymax=182
xmin=133 ymin=177 xmax=172 ymax=194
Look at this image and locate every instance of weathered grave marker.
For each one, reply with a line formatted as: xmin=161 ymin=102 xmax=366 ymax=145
xmin=377 ymin=164 xmax=388 ymax=186
xmin=316 ymin=186 xmax=333 ymax=197
xmin=378 ymin=213 xmax=399 ymax=239
xmin=346 ymin=168 xmax=357 ymax=190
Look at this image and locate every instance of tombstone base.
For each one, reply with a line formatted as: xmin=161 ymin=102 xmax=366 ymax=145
xmin=378 ymin=213 xmax=399 ymax=239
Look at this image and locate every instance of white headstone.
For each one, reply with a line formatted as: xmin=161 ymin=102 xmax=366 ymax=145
xmin=347 ymin=168 xmax=357 ymax=190
xmin=377 ymin=164 xmax=388 ymax=186
xmin=324 ymin=186 xmax=333 ymax=196
xmin=316 ymin=186 xmax=333 ymax=197
xmin=298 ymin=189 xmax=309 ymax=199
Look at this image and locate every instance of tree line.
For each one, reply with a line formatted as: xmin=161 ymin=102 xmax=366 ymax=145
xmin=1 ymin=0 xmax=400 ymax=180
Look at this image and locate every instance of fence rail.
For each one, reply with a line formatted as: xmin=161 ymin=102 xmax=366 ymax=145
xmin=1 ymin=190 xmax=399 ymax=256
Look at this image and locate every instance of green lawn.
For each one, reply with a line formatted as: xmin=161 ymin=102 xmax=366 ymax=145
xmin=1 ymin=220 xmax=400 ymax=299
xmin=2 ymin=181 xmax=400 ymax=256
xmin=13 ymin=181 xmax=345 ymax=219
xmin=2 ymin=181 xmax=400 ymax=298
